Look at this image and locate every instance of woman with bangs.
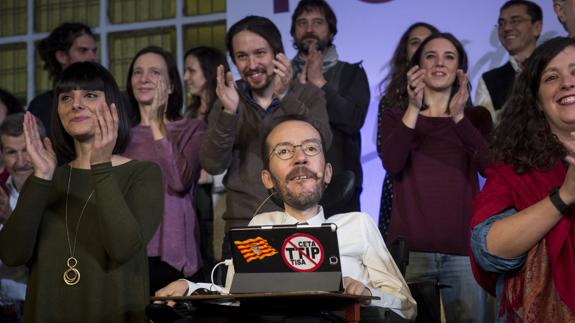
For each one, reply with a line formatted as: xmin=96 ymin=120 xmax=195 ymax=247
xmin=0 ymin=61 xmax=163 ymax=322
xmin=380 ymin=32 xmax=492 ymax=322
xmin=124 ymin=46 xmax=206 ymax=294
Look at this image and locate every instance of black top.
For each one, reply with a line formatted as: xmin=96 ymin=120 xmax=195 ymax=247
xmin=321 ymin=61 xmax=370 ymax=193
xmin=27 ymin=90 xmax=54 ymax=136
xmin=482 ymin=61 xmax=516 ymax=112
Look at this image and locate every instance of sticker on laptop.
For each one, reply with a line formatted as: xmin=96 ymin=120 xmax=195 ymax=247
xmin=281 ymin=233 xmax=325 ymax=272
xmin=234 ymin=237 xmax=278 ymax=262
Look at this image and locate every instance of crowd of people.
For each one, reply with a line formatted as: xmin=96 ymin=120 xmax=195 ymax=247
xmin=1 ymin=0 xmax=575 ymax=322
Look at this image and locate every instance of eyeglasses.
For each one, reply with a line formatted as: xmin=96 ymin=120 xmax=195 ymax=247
xmin=496 ymin=17 xmax=532 ymax=29
xmin=269 ymin=140 xmax=322 ymax=160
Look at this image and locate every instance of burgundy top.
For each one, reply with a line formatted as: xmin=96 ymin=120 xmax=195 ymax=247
xmin=380 ymin=106 xmax=492 ymax=255
xmin=123 ymin=118 xmax=206 ymax=276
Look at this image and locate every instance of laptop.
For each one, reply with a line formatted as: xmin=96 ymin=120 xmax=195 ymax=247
xmin=228 ymin=223 xmax=343 ymax=294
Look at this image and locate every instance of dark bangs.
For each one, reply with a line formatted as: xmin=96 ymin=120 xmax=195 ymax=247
xmin=51 ymin=62 xmax=131 ymax=163
xmin=55 ymin=66 xmax=106 ymax=95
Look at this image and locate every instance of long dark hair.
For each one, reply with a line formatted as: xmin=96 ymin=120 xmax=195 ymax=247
xmin=52 ymin=62 xmax=130 ymax=163
xmin=126 ymin=46 xmax=183 ymax=126
xmin=409 ymin=32 xmax=472 ymax=112
xmin=490 ymin=37 xmax=575 ymax=173
xmin=378 ymin=22 xmax=439 ymax=110
xmin=183 ymin=46 xmax=229 ymax=120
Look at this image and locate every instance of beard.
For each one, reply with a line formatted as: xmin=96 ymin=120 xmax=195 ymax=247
xmin=294 ymin=33 xmax=331 ymax=55
xmin=271 ymin=166 xmax=326 ymax=211
xmin=242 ymin=66 xmax=274 ymax=93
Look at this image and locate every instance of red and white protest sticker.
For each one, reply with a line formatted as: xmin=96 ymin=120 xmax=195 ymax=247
xmin=281 ymin=233 xmax=324 ymax=272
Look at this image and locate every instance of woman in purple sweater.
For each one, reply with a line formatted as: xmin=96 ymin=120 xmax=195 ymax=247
xmin=123 ymin=46 xmax=206 ymax=294
xmin=380 ymin=33 xmax=492 ymax=322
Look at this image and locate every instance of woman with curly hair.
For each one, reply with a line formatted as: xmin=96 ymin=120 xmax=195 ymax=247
xmin=376 ymin=22 xmax=438 ymax=239
xmin=471 ymin=36 xmax=575 ymax=321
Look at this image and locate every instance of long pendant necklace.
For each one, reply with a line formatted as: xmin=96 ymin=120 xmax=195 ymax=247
xmin=63 ymin=165 xmax=94 ymax=286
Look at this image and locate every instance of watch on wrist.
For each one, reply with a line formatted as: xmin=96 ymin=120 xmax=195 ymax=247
xmin=549 ymin=186 xmax=572 ymax=214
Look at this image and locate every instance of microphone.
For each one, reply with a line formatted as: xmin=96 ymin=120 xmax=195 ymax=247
xmin=252 ymin=191 xmax=278 ymax=218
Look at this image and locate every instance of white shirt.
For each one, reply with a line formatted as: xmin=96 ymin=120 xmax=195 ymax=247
xmin=6 ymin=176 xmax=19 ymax=211
xmin=475 ymin=56 xmax=520 ymax=123
xmin=240 ymin=208 xmax=417 ymax=320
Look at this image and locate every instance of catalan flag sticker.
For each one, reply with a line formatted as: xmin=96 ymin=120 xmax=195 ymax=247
xmin=234 ymin=237 xmax=278 ymax=262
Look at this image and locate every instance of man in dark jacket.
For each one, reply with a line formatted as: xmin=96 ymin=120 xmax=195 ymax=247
xmin=200 ymin=16 xmax=332 ymax=236
xmin=290 ymin=0 xmax=370 ymax=216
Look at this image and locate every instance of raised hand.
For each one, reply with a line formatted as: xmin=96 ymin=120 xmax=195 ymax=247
xmin=273 ymin=53 xmax=293 ymax=99
xmin=216 ymin=64 xmax=239 ymax=114
xmin=23 ymin=112 xmax=56 ymax=180
xmin=559 ymin=133 xmax=575 ymax=205
xmin=149 ymin=77 xmax=169 ymax=124
xmin=449 ymin=69 xmax=469 ymax=123
xmin=406 ymin=65 xmax=426 ymax=110
xmin=304 ymin=46 xmax=326 ymax=88
xmin=298 ymin=60 xmax=308 ymax=85
xmin=90 ymin=102 xmax=118 ymax=165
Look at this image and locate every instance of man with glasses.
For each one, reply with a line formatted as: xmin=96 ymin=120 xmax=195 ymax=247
xmin=476 ymin=0 xmax=542 ymax=122
xmin=156 ymin=115 xmax=416 ymax=322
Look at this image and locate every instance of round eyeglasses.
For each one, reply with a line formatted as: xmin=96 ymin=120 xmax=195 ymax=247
xmin=270 ymin=140 xmax=322 ymax=160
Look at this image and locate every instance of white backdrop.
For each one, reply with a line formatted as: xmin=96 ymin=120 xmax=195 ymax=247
xmin=226 ymin=0 xmax=564 ymax=221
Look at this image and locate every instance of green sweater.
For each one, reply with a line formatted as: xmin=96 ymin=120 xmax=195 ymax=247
xmin=0 ymin=161 xmax=163 ymax=323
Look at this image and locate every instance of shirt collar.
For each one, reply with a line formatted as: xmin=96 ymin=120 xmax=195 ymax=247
xmin=241 ymin=83 xmax=280 ymax=113
xmin=5 ymin=176 xmax=17 ymax=195
xmin=509 ymin=56 xmax=520 ymax=72
xmin=283 ymin=207 xmax=326 ymax=225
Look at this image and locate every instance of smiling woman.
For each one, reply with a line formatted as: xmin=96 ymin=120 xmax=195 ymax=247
xmin=124 ymin=46 xmax=206 ymax=295
xmin=0 ymin=61 xmax=163 ymax=323
xmin=471 ymin=37 xmax=575 ymax=321
xmin=379 ymin=32 xmax=493 ymax=322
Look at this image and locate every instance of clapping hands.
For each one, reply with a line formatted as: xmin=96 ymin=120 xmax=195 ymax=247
xmin=90 ymin=102 xmax=119 ymax=165
xmin=23 ymin=112 xmax=56 ymax=180
xmin=406 ymin=65 xmax=426 ymax=110
xmin=297 ymin=46 xmax=326 ymax=88
xmin=273 ymin=53 xmax=293 ymax=99
xmin=216 ymin=64 xmax=240 ymax=114
xmin=449 ymin=70 xmax=469 ymax=123
xmin=559 ymin=134 xmax=575 ymax=205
